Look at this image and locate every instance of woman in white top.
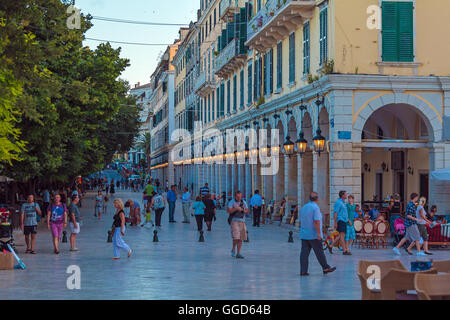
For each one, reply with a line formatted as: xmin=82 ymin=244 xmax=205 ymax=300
xmin=416 ymin=197 xmax=433 ymax=255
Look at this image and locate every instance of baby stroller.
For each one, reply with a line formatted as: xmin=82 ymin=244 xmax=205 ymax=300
xmin=393 ymin=217 xmax=407 ymax=247
xmin=0 ymin=207 xmax=16 ymax=253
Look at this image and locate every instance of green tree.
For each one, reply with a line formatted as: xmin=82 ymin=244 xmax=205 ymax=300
xmin=136 ymin=132 xmax=151 ymax=167
xmin=0 ymin=0 xmax=142 ymax=188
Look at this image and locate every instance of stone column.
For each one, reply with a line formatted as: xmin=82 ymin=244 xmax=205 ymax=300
xmin=313 ymin=151 xmax=329 ymax=223
xmin=329 ymin=142 xmax=362 ymax=227
xmin=245 ymin=161 xmax=251 ymax=201
xmin=168 ymin=161 xmax=174 ymax=188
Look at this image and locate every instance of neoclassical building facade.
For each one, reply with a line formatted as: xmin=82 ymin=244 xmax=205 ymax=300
xmin=158 ymin=0 xmax=450 ymax=226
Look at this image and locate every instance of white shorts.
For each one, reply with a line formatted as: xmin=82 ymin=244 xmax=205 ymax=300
xmin=70 ymin=222 xmax=81 ymax=234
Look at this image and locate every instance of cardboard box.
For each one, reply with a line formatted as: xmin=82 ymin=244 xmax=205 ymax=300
xmin=0 ymin=252 xmax=14 ymax=270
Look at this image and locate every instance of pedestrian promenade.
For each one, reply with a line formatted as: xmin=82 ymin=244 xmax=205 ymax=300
xmin=0 ymin=190 xmax=448 ymax=300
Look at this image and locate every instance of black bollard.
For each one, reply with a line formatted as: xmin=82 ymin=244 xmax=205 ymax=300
xmin=153 ymin=230 xmax=159 ymax=243
xmin=107 ymin=230 xmax=113 ymax=243
xmin=199 ymin=231 xmax=205 ymax=242
xmin=288 ymin=231 xmax=294 ymax=243
xmin=62 ymin=231 xmax=68 ymax=243
xmin=244 ymin=230 xmax=249 ymax=243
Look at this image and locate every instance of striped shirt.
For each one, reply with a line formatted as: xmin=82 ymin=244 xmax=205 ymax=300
xmin=200 ymin=186 xmax=209 ymax=196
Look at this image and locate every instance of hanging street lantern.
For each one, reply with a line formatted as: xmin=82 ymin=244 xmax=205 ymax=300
xmin=283 ymin=136 xmax=295 ymax=156
xmin=260 ymin=144 xmax=271 ymax=157
xmin=296 ymin=132 xmax=308 ymax=155
xmin=313 ymin=128 xmax=326 ymax=155
xmin=244 ymin=144 xmax=250 ymax=159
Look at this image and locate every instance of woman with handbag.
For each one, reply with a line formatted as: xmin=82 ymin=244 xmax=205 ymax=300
xmin=111 ymin=199 xmax=132 ymax=260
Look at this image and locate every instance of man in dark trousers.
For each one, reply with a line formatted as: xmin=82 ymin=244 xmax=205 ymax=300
xmin=249 ymin=190 xmax=263 ymax=227
xmin=300 ymin=192 xmax=336 ymax=276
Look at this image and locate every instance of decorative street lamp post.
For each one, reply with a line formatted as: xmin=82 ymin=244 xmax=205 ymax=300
xmin=313 ymin=95 xmax=326 ymax=155
xmin=296 ymin=100 xmax=308 ymax=156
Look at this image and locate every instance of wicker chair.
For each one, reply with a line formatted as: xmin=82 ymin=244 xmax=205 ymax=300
xmin=375 ymin=221 xmax=389 ymax=249
xmin=381 ymin=268 xmax=438 ymax=300
xmin=357 ymin=260 xmax=407 ymax=300
xmin=431 ymin=260 xmax=450 ymax=273
xmin=353 ymin=219 xmax=363 ymax=248
xmin=361 ymin=220 xmax=375 ymax=248
xmin=415 ymin=273 xmax=450 ymax=300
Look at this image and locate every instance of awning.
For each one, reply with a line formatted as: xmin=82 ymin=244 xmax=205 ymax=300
xmin=430 ymin=168 xmax=450 ymax=181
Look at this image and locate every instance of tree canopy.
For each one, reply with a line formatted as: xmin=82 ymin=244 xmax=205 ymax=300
xmin=0 ymin=0 xmax=142 ymax=184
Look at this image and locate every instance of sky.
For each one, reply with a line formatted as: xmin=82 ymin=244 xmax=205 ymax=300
xmin=76 ymin=0 xmax=199 ymax=88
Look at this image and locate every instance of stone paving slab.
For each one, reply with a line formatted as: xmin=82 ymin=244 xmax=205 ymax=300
xmin=0 ymin=190 xmax=449 ymax=300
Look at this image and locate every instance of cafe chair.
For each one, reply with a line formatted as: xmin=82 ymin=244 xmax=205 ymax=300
xmin=381 ymin=268 xmax=437 ymax=300
xmin=431 ymin=260 xmax=450 ymax=273
xmin=415 ymin=273 xmax=450 ymax=300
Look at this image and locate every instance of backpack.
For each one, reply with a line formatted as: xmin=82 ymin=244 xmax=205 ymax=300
xmin=153 ymin=196 xmax=164 ymax=210
xmin=394 ymin=218 xmax=405 ymax=235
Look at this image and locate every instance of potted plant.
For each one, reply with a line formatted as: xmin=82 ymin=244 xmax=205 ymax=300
xmin=257 ymin=16 xmax=263 ymax=27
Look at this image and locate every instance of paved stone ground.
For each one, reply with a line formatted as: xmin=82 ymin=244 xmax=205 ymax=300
xmin=1 ymin=189 xmax=449 ymax=300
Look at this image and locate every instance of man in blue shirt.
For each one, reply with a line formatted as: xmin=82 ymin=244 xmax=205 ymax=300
xmin=167 ymin=185 xmax=177 ymax=223
xmin=300 ymin=192 xmax=336 ymax=276
xmin=249 ymin=190 xmax=263 ymax=227
xmin=368 ymin=204 xmax=380 ymax=221
xmin=334 ymin=190 xmax=351 ymax=255
xmin=181 ymin=187 xmax=191 ymax=224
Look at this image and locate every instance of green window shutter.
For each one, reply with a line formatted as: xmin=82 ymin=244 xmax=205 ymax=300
xmin=398 ymin=2 xmax=414 ymax=62
xmin=263 ymin=53 xmax=267 ymax=95
xmin=212 ymin=91 xmax=215 ymax=121
xmin=277 ymin=42 xmax=282 ymax=89
xmin=240 ymin=69 xmax=244 ymax=108
xmin=303 ymin=22 xmax=310 ymax=74
xmin=269 ymin=49 xmax=273 ymax=94
xmin=227 ymin=80 xmax=231 ymax=114
xmin=239 ymin=8 xmax=248 ymax=54
xmin=248 ymin=63 xmax=253 ymax=104
xmin=319 ymin=8 xmax=328 ymax=65
xmin=382 ymin=1 xmax=399 ymax=62
xmin=289 ymin=33 xmax=295 ymax=83
xmin=233 ymin=75 xmax=237 ymax=111
xmin=216 ymin=87 xmax=220 ymax=118
xmin=221 ymin=29 xmax=227 ymax=49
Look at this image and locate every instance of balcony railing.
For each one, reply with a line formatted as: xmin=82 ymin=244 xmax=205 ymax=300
xmin=194 ymin=71 xmax=216 ymax=97
xmin=246 ymin=0 xmax=315 ymax=51
xmin=220 ymin=0 xmax=241 ymax=22
xmin=186 ymin=92 xmax=197 ymax=108
xmin=214 ymin=38 xmax=247 ymax=79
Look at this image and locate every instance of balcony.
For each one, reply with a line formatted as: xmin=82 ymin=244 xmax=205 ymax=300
xmin=186 ymin=92 xmax=197 ymax=108
xmin=246 ymin=0 xmax=315 ymax=51
xmin=219 ymin=0 xmax=241 ymax=22
xmin=194 ymin=71 xmax=216 ymax=97
xmin=215 ymin=38 xmax=247 ymax=79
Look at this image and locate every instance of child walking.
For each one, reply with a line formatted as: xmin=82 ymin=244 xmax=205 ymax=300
xmin=95 ymin=191 xmax=103 ymax=220
xmin=141 ymin=207 xmax=155 ymax=227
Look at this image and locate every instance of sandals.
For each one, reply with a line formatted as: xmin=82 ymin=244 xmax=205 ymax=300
xmin=30 ymin=251 xmax=36 ymax=255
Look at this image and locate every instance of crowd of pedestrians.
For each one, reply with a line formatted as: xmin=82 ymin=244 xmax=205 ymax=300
xmin=19 ymin=171 xmax=442 ymax=278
